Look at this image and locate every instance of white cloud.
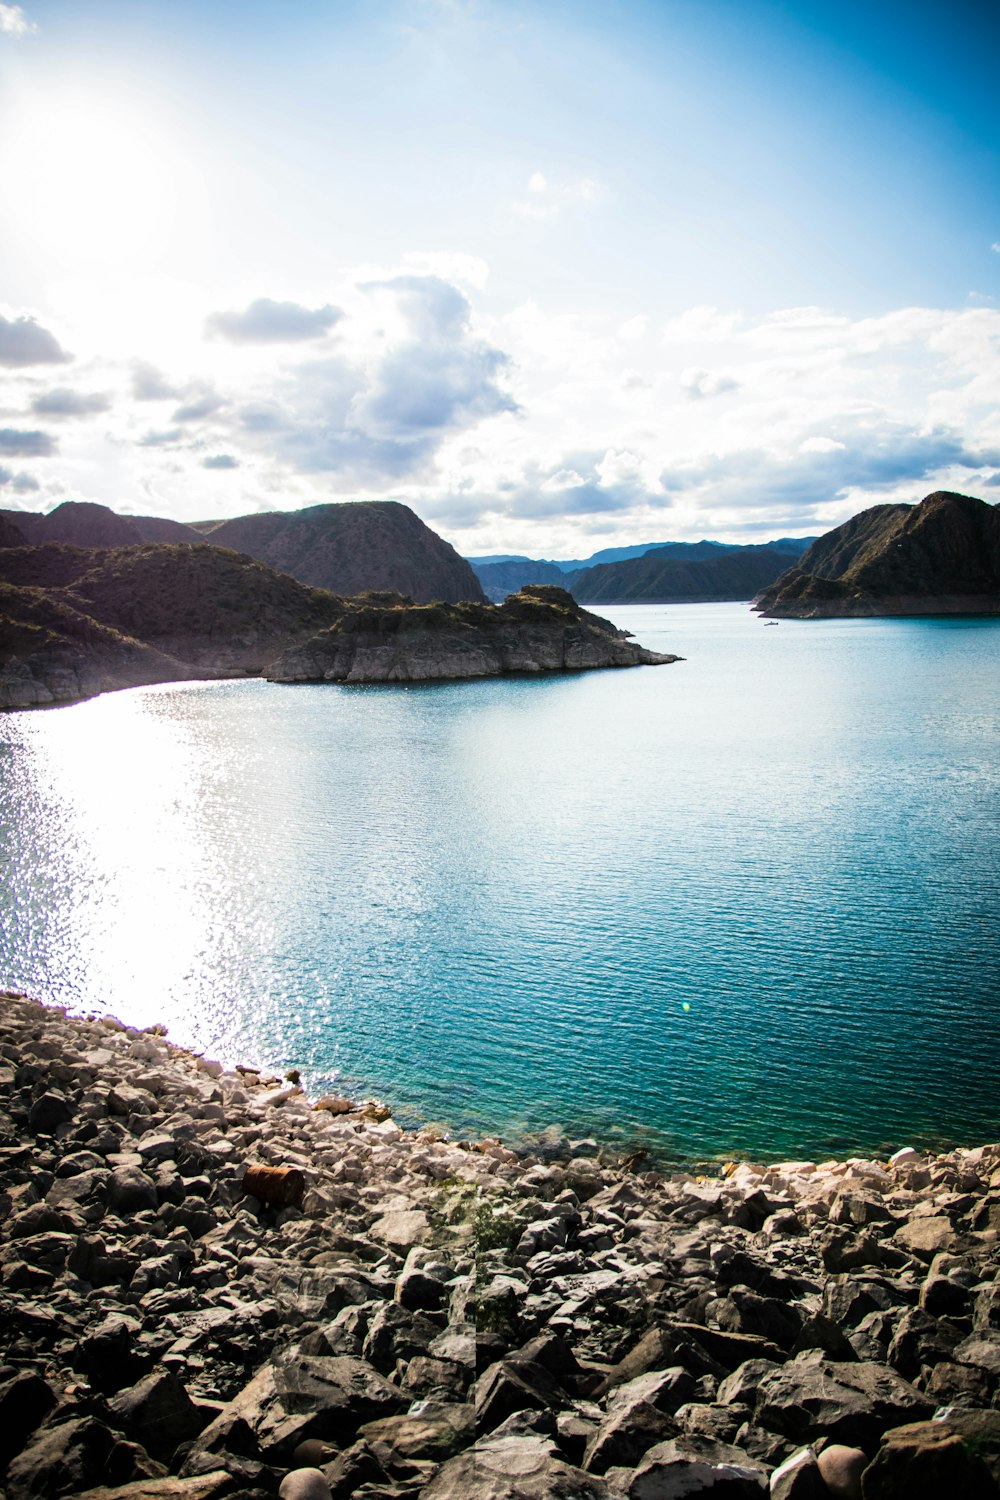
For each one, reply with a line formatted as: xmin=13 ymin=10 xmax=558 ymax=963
xmin=514 ymin=173 xmax=600 ymax=220
xmin=10 ymin=259 xmax=1000 ymax=555
xmin=0 ymin=4 xmax=34 ymax=38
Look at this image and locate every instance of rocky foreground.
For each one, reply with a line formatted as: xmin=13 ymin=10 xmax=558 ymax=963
xmin=1 ymin=994 xmax=999 ymax=1499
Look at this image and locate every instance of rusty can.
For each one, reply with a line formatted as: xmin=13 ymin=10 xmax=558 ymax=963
xmin=242 ymin=1164 xmax=305 ymax=1207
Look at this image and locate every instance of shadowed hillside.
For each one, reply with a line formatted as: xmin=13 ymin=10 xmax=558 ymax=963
xmin=196 ymin=500 xmax=485 ymax=603
xmin=572 ymin=544 xmax=800 ymax=604
xmin=755 ymin=491 xmax=1000 ymax=616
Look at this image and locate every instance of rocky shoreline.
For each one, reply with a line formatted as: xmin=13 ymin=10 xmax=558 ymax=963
xmin=1 ymin=992 xmax=998 ymax=1498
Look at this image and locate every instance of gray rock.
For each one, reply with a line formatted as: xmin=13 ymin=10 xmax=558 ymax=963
xmin=107 ymin=1165 xmax=159 ymax=1214
xmin=109 ymin=1370 xmax=207 ymax=1462
xmin=753 ymin=1356 xmax=933 ymax=1449
xmin=28 ymin=1092 xmax=74 ymax=1135
xmin=629 ymin=1434 xmax=768 ymax=1497
xmin=419 ymin=1433 xmax=612 ymax=1498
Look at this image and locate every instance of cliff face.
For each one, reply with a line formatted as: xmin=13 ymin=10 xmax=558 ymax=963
xmin=755 ymin=492 xmax=1000 ymax=617
xmin=198 ymin=500 xmax=485 ymax=603
xmin=267 ymin=584 xmax=679 ymax=683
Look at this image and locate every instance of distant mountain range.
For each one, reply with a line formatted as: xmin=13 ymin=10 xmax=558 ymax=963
xmin=754 ymin=491 xmax=1000 ymax=617
xmin=0 ymin=499 xmax=484 ymax=605
xmin=468 ymin=537 xmax=817 ymax=603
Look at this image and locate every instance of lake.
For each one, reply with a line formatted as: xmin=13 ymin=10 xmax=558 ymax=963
xmin=1 ymin=602 xmax=998 ymax=1161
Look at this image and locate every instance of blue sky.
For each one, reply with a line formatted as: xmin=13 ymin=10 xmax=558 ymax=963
xmin=0 ymin=0 xmax=998 ymax=553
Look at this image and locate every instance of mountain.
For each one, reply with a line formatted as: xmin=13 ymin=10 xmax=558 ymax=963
xmin=0 ymin=513 xmax=26 ymax=549
xmin=0 ymin=541 xmax=347 ymax=707
xmin=753 ymin=491 xmax=1000 ymax=617
xmin=1 ymin=499 xmax=485 ymax=604
xmin=267 ymin=584 xmax=679 ymax=683
xmin=471 ymin=557 xmax=568 ymax=601
xmin=196 ymin=501 xmax=484 ymax=603
xmin=571 ymin=544 xmax=801 ymax=604
xmin=468 ymin=537 xmax=817 ymax=602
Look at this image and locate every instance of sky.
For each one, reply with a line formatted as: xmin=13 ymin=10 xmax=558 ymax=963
xmin=0 ymin=0 xmax=998 ymax=557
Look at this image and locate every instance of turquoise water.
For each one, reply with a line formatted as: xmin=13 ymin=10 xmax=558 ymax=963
xmin=1 ymin=603 xmax=999 ymax=1161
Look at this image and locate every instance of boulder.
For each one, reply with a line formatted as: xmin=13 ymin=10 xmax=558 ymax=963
xmin=109 ymin=1370 xmax=207 ymax=1462
xmin=815 ymin=1444 xmax=866 ymax=1498
xmin=419 ymin=1433 xmax=612 ymax=1498
xmin=753 ymin=1356 xmax=933 ymax=1449
xmin=860 ymin=1419 xmax=999 ymax=1498
xmin=629 ymin=1434 xmax=768 ymax=1497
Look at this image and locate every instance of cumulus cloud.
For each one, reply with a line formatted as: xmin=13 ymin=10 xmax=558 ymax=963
xmin=0 ymin=4 xmax=34 ymax=37
xmin=0 ymin=428 xmax=55 ymax=456
xmin=228 ymin=274 xmax=517 ymax=486
xmin=131 ymin=361 xmax=180 ymax=401
xmin=0 ymin=313 xmax=70 ymax=367
xmin=659 ymin=422 xmax=999 ymax=516
xmin=679 ymin=366 xmax=739 ymax=399
xmin=202 ymin=453 xmax=239 ymax=469
xmin=138 ymin=428 xmax=182 ymax=447
xmin=172 ymin=388 xmax=226 ymax=423
xmin=31 ymin=388 xmax=111 ymax=418
xmin=0 ymin=465 xmax=39 ymax=491
xmin=205 ymin=297 xmax=343 ymax=344
xmin=514 ymin=172 xmax=600 ymax=219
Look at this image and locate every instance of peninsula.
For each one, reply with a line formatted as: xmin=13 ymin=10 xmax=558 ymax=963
xmin=0 ymin=537 xmax=676 ymax=710
xmin=754 ymin=491 xmax=1000 ymax=618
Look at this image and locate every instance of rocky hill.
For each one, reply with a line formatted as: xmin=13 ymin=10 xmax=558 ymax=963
xmin=268 ymin=584 xmax=679 ymax=683
xmin=471 ymin=540 xmax=815 ymax=604
xmin=196 ymin=501 xmax=485 ymax=604
xmin=755 ymin=491 xmax=1000 ymax=617
xmin=0 ymin=543 xmax=347 ymax=708
xmin=571 ymin=545 xmax=801 ymax=605
xmin=0 ymin=500 xmax=485 ymax=604
xmin=0 ymin=513 xmax=26 ymax=548
xmin=0 ymin=555 xmax=673 ymax=708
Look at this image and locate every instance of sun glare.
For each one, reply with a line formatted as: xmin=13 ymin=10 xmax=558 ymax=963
xmin=1 ymin=88 xmax=184 ymax=272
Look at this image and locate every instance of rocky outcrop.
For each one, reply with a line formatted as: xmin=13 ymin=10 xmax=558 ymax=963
xmin=754 ymin=491 xmax=1000 ymax=617
xmin=1 ymin=993 xmax=999 ymax=1498
xmin=197 ymin=501 xmax=485 ymax=604
xmin=0 ymin=545 xmax=349 ymax=708
xmin=266 ymin=586 xmax=680 ymax=683
xmin=0 ymin=583 xmax=196 ymax=709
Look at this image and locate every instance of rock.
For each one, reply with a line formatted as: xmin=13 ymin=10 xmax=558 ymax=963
xmin=815 ymin=1444 xmax=866 ymax=1498
xmin=768 ymin=1447 xmax=826 ymax=1499
xmin=893 ymin=1216 xmax=955 ymax=1259
xmin=753 ymin=1357 xmax=933 ymax=1449
xmin=860 ymin=1419 xmax=998 ymax=1498
xmin=109 ymin=1370 xmax=207 ymax=1462
xmin=0 ymin=1370 xmax=57 ymax=1466
xmin=582 ymin=1399 xmax=678 ymax=1474
xmin=476 ymin=1359 xmax=566 ymax=1434
xmin=419 ymin=1433 xmax=612 ymax=1498
xmin=107 ymin=1165 xmax=159 ymax=1214
xmin=27 ymin=1092 xmax=74 ymax=1135
xmin=75 ymin=1479 xmax=232 ymax=1499
xmin=369 ymin=1208 xmax=429 ymax=1250
xmin=278 ymin=1468 xmax=332 ymax=1500
xmin=629 ymin=1434 xmax=768 ymax=1497
xmin=5 ymin=1417 xmax=117 ymax=1500
xmin=359 ymin=1402 xmax=475 ymax=1460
